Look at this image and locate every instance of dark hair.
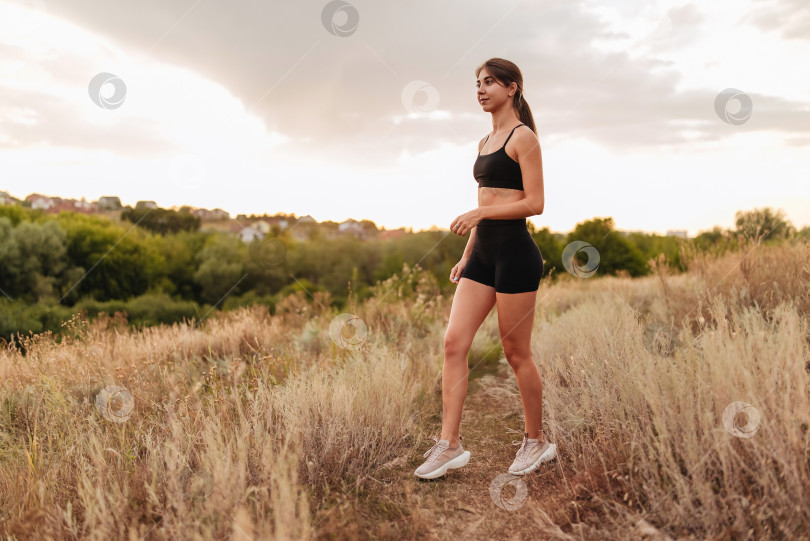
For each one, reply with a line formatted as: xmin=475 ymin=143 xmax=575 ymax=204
xmin=475 ymin=58 xmax=536 ymax=135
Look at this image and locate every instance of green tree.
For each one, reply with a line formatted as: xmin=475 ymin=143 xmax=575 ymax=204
xmin=193 ymin=234 xmax=245 ymax=305
xmin=567 ymin=217 xmax=648 ymax=277
xmin=0 ymin=204 xmax=40 ymax=226
xmin=734 ymin=207 xmax=795 ymax=242
xmin=56 ymin=213 xmax=161 ymax=302
xmin=530 ymin=226 xmax=564 ymax=279
xmin=121 ymin=207 xmax=200 ymax=235
xmin=0 ymin=217 xmax=70 ymax=301
xmin=693 ymin=226 xmax=736 ymax=252
xmin=626 ymin=232 xmax=686 ymax=272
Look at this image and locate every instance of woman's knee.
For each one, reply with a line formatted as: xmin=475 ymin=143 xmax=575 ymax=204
xmin=443 ymin=330 xmax=471 ymax=360
xmin=501 ymin=339 xmax=532 ymax=366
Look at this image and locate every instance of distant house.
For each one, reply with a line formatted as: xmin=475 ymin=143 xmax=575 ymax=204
xmin=254 ymin=220 xmax=272 ymax=233
xmin=0 ymin=191 xmax=16 ymax=205
xmin=50 ymin=198 xmax=88 ymax=214
xmin=339 ymin=219 xmax=366 ymax=239
xmin=193 ymin=207 xmax=231 ymax=221
xmin=237 ymin=226 xmax=264 ymax=243
xmin=24 ymin=194 xmax=97 ymax=215
xmin=97 ymin=196 xmax=122 ymax=210
xmin=666 ymin=230 xmax=688 ymax=238
xmin=290 ymin=229 xmax=310 ymax=241
xmin=136 ymin=200 xmax=158 ymax=210
xmin=264 ymin=217 xmax=291 ymax=229
xmin=74 ymin=197 xmax=94 ymax=211
xmin=380 ymin=228 xmax=406 ymax=241
xmin=27 ymin=194 xmax=54 ymax=210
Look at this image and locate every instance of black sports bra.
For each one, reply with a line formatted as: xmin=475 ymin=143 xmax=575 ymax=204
xmin=473 ymin=123 xmax=524 ymax=190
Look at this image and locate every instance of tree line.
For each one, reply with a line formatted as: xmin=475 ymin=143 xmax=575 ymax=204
xmin=0 ymin=204 xmax=805 ymax=341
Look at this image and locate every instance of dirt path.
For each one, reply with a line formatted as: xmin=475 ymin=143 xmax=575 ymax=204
xmin=323 ymin=361 xmax=615 ymax=540
xmin=406 ymin=364 xmax=576 ymax=540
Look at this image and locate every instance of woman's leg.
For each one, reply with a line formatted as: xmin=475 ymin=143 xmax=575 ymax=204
xmin=495 ymin=289 xmax=545 ymax=442
xmin=441 ymin=277 xmax=496 ymax=446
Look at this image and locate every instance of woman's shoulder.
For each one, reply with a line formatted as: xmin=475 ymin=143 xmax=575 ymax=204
xmin=513 ymin=124 xmax=537 ymax=143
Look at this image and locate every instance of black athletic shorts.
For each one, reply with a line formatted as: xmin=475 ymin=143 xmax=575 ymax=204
xmin=459 ymin=218 xmax=543 ymax=294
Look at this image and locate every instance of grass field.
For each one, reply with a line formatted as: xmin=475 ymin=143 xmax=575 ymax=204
xmin=1 ymin=240 xmax=808 ymax=540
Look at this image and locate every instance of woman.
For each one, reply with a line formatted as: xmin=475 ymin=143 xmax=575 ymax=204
xmin=414 ymin=58 xmax=557 ymax=480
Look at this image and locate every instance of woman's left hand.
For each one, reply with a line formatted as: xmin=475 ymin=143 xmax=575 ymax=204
xmin=450 ymin=208 xmax=483 ymax=236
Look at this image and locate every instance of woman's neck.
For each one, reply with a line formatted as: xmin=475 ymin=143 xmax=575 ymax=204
xmin=490 ymin=108 xmax=521 ymax=133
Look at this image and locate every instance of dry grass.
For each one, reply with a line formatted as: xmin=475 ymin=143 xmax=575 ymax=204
xmin=1 ymin=242 xmax=808 ymax=540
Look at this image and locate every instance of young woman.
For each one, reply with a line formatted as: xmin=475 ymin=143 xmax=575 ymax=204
xmin=414 ymin=58 xmax=557 ymax=480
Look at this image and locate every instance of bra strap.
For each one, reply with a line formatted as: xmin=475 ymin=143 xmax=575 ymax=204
xmin=479 ymin=133 xmax=491 ymax=155
xmin=502 ymin=123 xmax=524 ymax=148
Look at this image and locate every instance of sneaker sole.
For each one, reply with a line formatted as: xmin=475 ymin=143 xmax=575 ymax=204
xmin=509 ymin=443 xmax=557 ymax=476
xmin=414 ymin=450 xmax=471 ymax=479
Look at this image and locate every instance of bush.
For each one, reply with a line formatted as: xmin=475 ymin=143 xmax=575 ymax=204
xmin=76 ymin=292 xmax=200 ymax=329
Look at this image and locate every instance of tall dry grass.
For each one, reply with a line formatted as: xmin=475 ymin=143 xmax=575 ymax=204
xmin=0 ymin=241 xmax=808 ymax=539
xmin=0 ymin=267 xmax=448 ymax=539
xmin=527 ymin=240 xmax=810 ymax=538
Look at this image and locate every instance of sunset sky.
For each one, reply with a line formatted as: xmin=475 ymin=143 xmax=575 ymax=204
xmin=1 ymin=0 xmax=808 ymax=237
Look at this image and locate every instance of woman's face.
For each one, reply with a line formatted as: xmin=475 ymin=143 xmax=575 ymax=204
xmin=476 ymin=68 xmax=514 ymax=111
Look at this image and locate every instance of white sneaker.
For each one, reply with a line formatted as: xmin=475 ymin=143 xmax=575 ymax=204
xmin=414 ymin=435 xmax=471 ymax=479
xmin=508 ymin=432 xmax=556 ymax=475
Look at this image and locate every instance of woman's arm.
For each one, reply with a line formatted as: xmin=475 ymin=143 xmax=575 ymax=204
xmin=461 ymin=226 xmax=476 ymax=259
xmin=479 ymin=198 xmax=542 ymax=220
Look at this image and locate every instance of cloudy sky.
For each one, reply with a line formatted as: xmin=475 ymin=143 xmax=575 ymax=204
xmin=1 ymin=0 xmax=808 ymax=236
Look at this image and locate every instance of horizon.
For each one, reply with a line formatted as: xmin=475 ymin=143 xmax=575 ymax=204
xmin=1 ymin=0 xmax=808 ymax=238
xmin=8 ymin=187 xmax=789 ymax=239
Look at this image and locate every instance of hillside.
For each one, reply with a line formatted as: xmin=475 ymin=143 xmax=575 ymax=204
xmin=0 ymin=240 xmax=808 ymax=539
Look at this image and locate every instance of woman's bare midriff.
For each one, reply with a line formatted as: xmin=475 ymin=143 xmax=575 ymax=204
xmin=477 ymin=186 xmax=526 ymax=208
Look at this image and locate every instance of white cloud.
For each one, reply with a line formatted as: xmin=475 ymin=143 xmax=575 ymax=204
xmin=1 ymin=0 xmax=808 ymax=235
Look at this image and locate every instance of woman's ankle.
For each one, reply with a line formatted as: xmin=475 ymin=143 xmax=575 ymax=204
xmin=526 ymin=430 xmax=544 ymax=443
xmin=442 ymin=435 xmax=461 ymax=448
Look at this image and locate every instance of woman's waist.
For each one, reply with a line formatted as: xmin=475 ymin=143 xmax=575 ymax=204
xmin=477 ymin=190 xmax=527 ymax=210
xmin=476 ymin=218 xmax=527 ymax=228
